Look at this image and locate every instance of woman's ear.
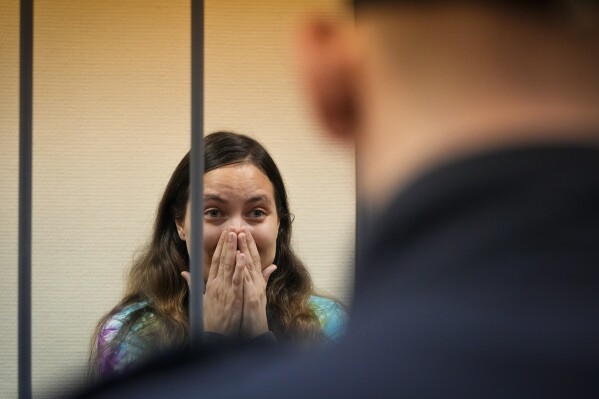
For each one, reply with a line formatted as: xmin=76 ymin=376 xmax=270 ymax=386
xmin=175 ymin=219 xmax=186 ymax=241
xmin=295 ymin=16 xmax=359 ymax=141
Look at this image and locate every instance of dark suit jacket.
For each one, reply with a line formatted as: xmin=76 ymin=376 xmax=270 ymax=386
xmin=75 ymin=143 xmax=599 ymax=398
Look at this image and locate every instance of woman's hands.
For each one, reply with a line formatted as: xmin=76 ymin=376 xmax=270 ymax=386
xmin=238 ymin=229 xmax=277 ymax=339
xmin=181 ymin=227 xmax=277 ymax=340
xmin=182 ymin=229 xmax=244 ymax=338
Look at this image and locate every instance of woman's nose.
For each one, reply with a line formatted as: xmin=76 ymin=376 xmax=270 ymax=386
xmin=226 ymin=216 xmax=248 ymax=233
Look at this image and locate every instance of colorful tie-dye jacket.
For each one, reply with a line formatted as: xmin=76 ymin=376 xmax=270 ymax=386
xmin=96 ymin=295 xmax=347 ymax=377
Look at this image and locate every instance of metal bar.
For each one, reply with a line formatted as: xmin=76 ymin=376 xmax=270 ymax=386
xmin=353 ymin=0 xmax=362 ymax=302
xmin=189 ymin=0 xmax=205 ymax=344
xmin=19 ymin=0 xmax=33 ymax=397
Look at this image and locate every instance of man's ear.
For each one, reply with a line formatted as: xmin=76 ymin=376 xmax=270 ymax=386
xmin=175 ymin=219 xmax=186 ymax=241
xmin=295 ymin=17 xmax=359 ymax=141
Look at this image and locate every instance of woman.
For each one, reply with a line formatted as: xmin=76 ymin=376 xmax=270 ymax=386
xmin=89 ymin=131 xmax=346 ymax=378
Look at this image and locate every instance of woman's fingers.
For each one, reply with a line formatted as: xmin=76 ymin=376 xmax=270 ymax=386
xmin=239 ymin=229 xmax=263 ymax=285
xmin=181 ymin=271 xmax=191 ymax=287
xmin=242 ymin=267 xmax=256 ymax=299
xmin=240 ymin=262 xmax=269 ymax=339
xmin=237 ymin=232 xmax=255 ymax=270
xmin=209 ymin=230 xmax=228 ymax=280
xmin=222 ymin=231 xmax=237 ymax=283
xmin=232 ymin=251 xmax=246 ymax=289
xmin=244 ymin=229 xmax=262 ymax=271
xmin=203 ymin=244 xmax=244 ymax=338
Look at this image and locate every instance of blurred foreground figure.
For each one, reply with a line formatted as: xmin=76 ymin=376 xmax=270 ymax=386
xmin=75 ymin=1 xmax=599 ymax=397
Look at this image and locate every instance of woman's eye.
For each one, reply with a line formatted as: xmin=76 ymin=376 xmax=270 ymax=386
xmin=249 ymin=209 xmax=266 ymax=218
xmin=204 ymin=209 xmax=222 ymax=218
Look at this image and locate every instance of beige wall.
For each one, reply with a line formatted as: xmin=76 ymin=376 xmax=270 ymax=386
xmin=0 ymin=0 xmax=354 ymax=397
xmin=0 ymin=0 xmax=20 ymax=397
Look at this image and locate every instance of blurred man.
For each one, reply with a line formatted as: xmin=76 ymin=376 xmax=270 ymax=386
xmin=77 ymin=1 xmax=599 ymax=397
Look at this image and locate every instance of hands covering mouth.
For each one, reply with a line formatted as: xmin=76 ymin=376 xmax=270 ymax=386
xmin=181 ymin=227 xmax=277 ymax=339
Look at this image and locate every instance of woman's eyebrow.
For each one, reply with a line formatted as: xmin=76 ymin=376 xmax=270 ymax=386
xmin=204 ymin=193 xmax=227 ymax=203
xmin=247 ymin=194 xmax=271 ymax=205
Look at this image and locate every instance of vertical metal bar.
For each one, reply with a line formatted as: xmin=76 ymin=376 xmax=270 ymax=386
xmin=19 ymin=0 xmax=33 ymax=397
xmin=189 ymin=0 xmax=205 ymax=344
xmin=352 ymin=0 xmax=363 ymax=301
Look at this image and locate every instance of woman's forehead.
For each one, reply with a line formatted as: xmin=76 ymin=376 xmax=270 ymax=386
xmin=203 ymin=163 xmax=275 ymax=201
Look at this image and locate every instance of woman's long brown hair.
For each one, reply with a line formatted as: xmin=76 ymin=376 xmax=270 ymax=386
xmin=89 ymin=132 xmax=321 ymax=378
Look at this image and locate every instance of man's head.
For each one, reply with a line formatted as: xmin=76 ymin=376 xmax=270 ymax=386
xmin=296 ymin=1 xmax=599 ymax=206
